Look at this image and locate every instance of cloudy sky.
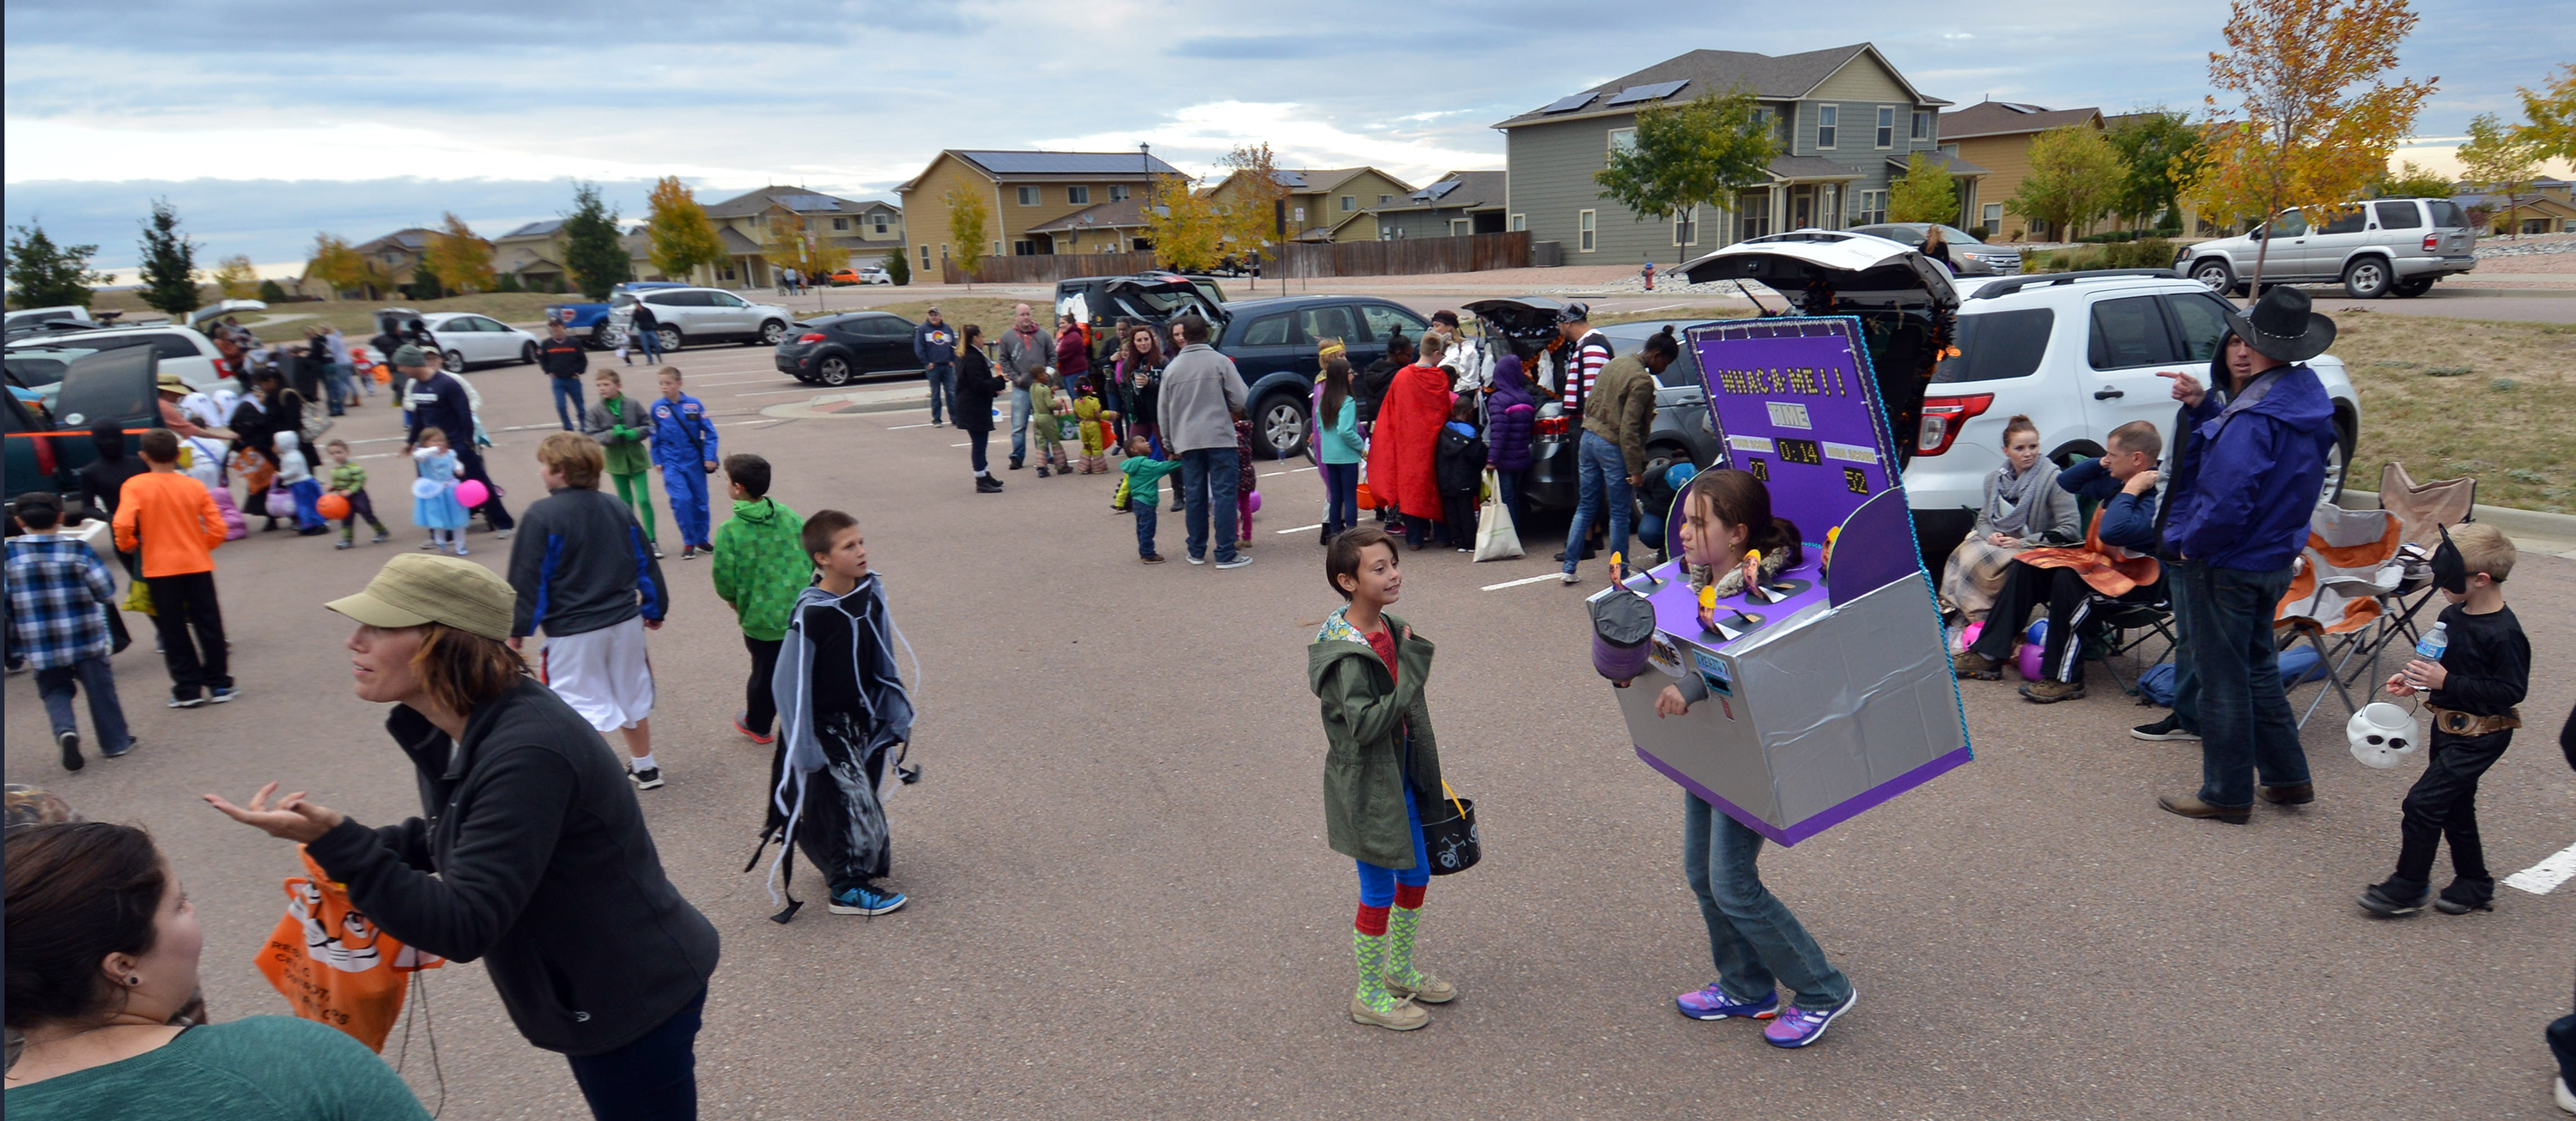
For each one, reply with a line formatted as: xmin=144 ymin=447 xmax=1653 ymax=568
xmin=5 ymin=0 xmax=2564 ymax=275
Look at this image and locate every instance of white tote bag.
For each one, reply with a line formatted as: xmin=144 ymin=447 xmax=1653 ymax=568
xmin=1472 ymin=469 xmax=1523 ymax=561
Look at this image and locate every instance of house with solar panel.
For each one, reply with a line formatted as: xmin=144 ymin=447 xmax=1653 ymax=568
xmin=1200 ymin=167 xmax=1421 ymax=243
xmin=1370 ymin=171 xmax=1510 ymax=240
xmin=896 ymin=150 xmax=1188 ymax=270
xmin=690 ymin=186 xmax=904 ymax=288
xmin=1493 ymin=44 xmax=1956 ymax=265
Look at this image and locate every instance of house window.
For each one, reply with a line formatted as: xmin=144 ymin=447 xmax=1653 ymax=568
xmin=1876 ymin=106 xmax=1895 ymax=148
xmin=920 ymin=245 xmax=932 ymax=267
xmin=1450 ymin=219 xmax=1471 ymax=236
xmin=1673 ymin=205 xmax=1698 ymax=246
xmin=719 ymin=266 xmax=736 ymax=281
xmin=1509 ymin=213 xmax=1526 ymax=232
xmin=1738 ymin=191 xmax=1771 ymax=240
xmin=1340 ymin=195 xmax=1355 ymax=212
xmin=1816 ymin=106 xmax=1838 ymax=149
xmin=939 ymin=245 xmax=949 ymax=261
xmin=1013 ymin=239 xmax=1036 ymax=256
xmin=832 ymin=217 xmax=849 ymax=230
xmin=1016 ymin=186 xmax=1038 ymax=206
xmin=992 ymin=240 xmax=1002 ymax=257
xmin=1912 ymin=110 xmax=1931 ymax=141
xmin=1109 ymin=185 xmax=1129 ymax=202
xmin=1379 ymin=195 xmax=1393 ymax=206
xmin=1577 ymin=209 xmax=1596 ymax=252
xmin=1607 ymin=126 xmax=1637 ymax=165
xmin=1068 ymin=186 xmax=1091 ymax=205
xmin=1982 ymin=203 xmax=2003 ymax=233
xmin=873 ymin=215 xmax=889 ymax=234
xmin=1857 ymin=190 xmax=1887 ymax=225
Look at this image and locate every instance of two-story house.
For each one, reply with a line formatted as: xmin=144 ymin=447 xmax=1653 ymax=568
xmin=1202 ymin=167 xmax=1419 ymax=243
xmin=1371 ymin=171 xmax=1510 ymax=239
xmin=1936 ymin=101 xmax=2104 ymax=240
xmin=492 ymin=220 xmax=574 ymax=293
xmin=896 ymin=150 xmax=1185 ymax=270
xmin=348 ymin=227 xmax=438 ymax=289
xmin=1494 ymin=44 xmax=1951 ymax=264
xmin=697 ymin=186 xmax=904 ymax=288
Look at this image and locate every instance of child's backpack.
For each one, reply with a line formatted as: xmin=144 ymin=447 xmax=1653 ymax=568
xmin=2136 ymin=662 xmax=2178 ymax=706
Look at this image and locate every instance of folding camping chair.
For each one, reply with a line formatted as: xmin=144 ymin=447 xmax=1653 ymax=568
xmin=2084 ymin=591 xmax=2178 ymax=696
xmin=2275 ymin=503 xmax=2406 ymax=729
xmin=2366 ymin=461 xmax=2477 ymax=654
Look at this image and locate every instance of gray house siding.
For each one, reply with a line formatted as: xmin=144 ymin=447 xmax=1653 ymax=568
xmin=1507 ymin=113 xmax=1701 ymax=264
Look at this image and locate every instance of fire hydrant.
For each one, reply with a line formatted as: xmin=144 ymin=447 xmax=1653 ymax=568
xmin=1642 ymin=261 xmax=1655 ymax=291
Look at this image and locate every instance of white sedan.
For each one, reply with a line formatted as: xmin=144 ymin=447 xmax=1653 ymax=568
xmin=421 ymin=312 xmax=541 ymax=373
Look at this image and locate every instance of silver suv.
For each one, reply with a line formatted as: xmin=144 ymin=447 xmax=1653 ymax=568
xmin=2177 ymin=197 xmax=2476 ymax=300
xmin=606 ymin=287 xmax=793 ymax=351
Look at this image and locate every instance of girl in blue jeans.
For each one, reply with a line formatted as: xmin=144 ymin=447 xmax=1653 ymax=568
xmin=1315 ymin=356 xmax=1365 ymax=540
xmin=1638 ymin=470 xmax=1857 ymax=1048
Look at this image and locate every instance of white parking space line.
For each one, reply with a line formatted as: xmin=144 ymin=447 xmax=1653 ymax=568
xmin=951 ymin=442 xmax=971 ymax=448
xmin=1275 ymin=523 xmax=1322 ymax=535
xmin=2503 ymin=841 xmax=2576 ymax=895
xmin=734 ymin=388 xmax=823 ymax=397
xmin=1480 ymin=573 xmax=1565 ymax=591
xmin=1258 ymin=465 xmax=1320 ymax=476
xmin=886 ymin=422 xmax=935 ymax=430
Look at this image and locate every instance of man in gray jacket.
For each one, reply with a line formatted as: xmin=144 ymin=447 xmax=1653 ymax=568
xmin=1158 ymin=314 xmax=1251 ymax=567
xmin=996 ymin=302 xmax=1049 ymax=470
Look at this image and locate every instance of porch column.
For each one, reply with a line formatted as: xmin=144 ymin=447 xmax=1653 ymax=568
xmin=1770 ymin=184 xmax=1785 ymax=237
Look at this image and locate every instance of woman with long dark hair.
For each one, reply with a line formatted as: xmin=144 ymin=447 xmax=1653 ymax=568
xmin=954 ymin=324 xmax=1003 ymax=494
xmin=1120 ymin=324 xmax=1166 ymax=457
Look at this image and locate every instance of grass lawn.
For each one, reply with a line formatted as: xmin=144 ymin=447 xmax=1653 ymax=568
xmin=2326 ymin=312 xmax=2574 ymax=512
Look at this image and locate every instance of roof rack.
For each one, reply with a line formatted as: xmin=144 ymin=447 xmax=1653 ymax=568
xmin=1965 ymin=268 xmax=2180 ymax=300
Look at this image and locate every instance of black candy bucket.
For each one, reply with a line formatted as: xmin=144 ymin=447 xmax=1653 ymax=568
xmin=1421 ymin=785 xmax=1480 ymax=876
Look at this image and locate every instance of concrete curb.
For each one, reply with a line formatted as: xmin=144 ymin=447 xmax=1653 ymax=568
xmin=2344 ymin=488 xmax=2576 ymax=560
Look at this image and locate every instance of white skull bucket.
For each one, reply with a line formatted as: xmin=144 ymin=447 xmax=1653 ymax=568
xmin=2348 ymin=702 xmax=2421 ymax=769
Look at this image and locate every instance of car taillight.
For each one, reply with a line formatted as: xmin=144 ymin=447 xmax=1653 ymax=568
xmin=2421 ymin=233 xmax=2438 ymax=251
xmin=1534 ymin=415 xmax=1573 ymax=437
xmin=1916 ymin=393 xmax=1995 ymax=456
xmin=796 ymin=333 xmax=825 ymax=343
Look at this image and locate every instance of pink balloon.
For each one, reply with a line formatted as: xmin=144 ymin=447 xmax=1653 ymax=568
xmin=2016 ymin=639 xmax=2046 ymax=682
xmin=1246 ymin=490 xmax=1261 ymax=513
xmin=453 ymin=480 xmax=489 ymax=508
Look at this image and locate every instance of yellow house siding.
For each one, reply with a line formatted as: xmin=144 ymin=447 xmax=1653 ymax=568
xmin=896 ymin=155 xmax=997 ymax=268
xmin=1955 ymin=135 xmax=2043 ymax=239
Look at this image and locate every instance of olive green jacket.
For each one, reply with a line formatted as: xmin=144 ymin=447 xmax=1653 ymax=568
xmin=1308 ymin=610 xmax=1444 ymax=870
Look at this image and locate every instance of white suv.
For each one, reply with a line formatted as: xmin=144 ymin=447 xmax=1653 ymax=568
xmin=1905 ymin=270 xmax=2360 ymax=554
xmin=2177 ymin=197 xmax=2476 ymax=300
xmin=3 ymin=324 xmax=233 ymax=394
xmin=605 ymin=287 xmax=793 ymax=351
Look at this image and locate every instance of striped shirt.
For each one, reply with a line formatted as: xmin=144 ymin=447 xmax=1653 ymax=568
xmin=1559 ymin=330 xmax=1613 ymax=413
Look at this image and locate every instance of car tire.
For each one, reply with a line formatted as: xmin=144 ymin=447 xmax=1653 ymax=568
xmin=2189 ymin=258 xmax=2236 ymax=296
xmin=756 ymin=319 xmax=787 ymax=347
xmin=519 ymin=342 xmax=539 ymax=365
xmin=2393 ymin=276 xmax=2433 ymax=298
xmin=817 ymin=355 xmax=854 ymax=387
xmin=2319 ymin=421 xmax=2352 ymax=510
xmin=1255 ymin=391 xmax=1309 ymax=461
xmin=442 ymin=349 xmax=466 ymax=374
xmin=656 ymin=326 xmax=682 ymax=353
xmin=2341 ymin=258 xmax=2392 ymax=300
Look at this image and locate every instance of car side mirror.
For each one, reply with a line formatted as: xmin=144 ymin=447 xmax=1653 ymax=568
xmin=2249 ymin=229 xmax=2263 ymax=241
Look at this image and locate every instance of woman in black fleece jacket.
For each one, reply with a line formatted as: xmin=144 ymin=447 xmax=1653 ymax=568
xmin=208 ymin=554 xmax=719 ymax=1120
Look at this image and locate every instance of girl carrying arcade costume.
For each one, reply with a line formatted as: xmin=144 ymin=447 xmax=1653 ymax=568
xmin=1309 ymin=525 xmax=1455 ymax=1032
xmin=762 ymin=510 xmax=920 ymax=920
xmin=1936 ymin=415 xmax=2076 ymax=621
xmin=1632 ymin=469 xmax=1858 ymax=1048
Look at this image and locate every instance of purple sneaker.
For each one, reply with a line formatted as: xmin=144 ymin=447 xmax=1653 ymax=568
xmin=1762 ymin=989 xmax=1856 ymax=1048
xmin=1675 ymin=983 xmax=1777 ymax=1021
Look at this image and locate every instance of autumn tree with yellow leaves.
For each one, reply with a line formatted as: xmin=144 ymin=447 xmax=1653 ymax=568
xmin=422 ymin=212 xmax=497 ymax=294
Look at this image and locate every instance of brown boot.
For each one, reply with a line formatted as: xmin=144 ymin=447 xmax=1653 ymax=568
xmin=1952 ymin=650 xmax=2002 ymax=681
xmin=2020 ymin=679 xmax=2085 ymax=703
xmin=2157 ymin=794 xmax=2251 ymax=824
xmin=2257 ymin=782 xmax=2314 ymax=805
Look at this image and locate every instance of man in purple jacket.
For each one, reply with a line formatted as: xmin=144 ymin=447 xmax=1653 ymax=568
xmin=2152 ymin=288 xmax=2340 ymax=825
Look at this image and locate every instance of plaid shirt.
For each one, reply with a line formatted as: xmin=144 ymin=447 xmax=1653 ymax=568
xmin=5 ymin=535 xmax=116 ymax=670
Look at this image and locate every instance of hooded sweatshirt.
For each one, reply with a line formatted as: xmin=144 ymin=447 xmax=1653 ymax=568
xmin=1484 ymin=355 xmax=1536 ymax=474
xmin=2158 ymin=359 xmax=2337 ymax=572
xmin=710 ymin=497 xmax=807 ymax=641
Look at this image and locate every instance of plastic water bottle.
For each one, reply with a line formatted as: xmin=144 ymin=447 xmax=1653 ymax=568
xmin=2414 ymin=621 xmax=2448 ymax=663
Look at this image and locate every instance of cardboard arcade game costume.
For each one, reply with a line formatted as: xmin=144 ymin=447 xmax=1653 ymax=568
xmin=1595 ymin=317 xmax=1971 ymax=844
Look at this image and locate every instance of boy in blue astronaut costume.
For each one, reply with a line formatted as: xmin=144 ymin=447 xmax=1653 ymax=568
xmin=651 ymin=367 xmax=721 ymax=559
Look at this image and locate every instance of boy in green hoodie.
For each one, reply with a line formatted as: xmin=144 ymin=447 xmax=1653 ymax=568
xmin=712 ymin=452 xmax=807 ymax=744
xmin=584 ymin=367 xmax=661 ymax=558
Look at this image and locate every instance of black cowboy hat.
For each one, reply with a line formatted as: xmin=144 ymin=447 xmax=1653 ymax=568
xmin=2222 ymin=285 xmax=2336 ymax=364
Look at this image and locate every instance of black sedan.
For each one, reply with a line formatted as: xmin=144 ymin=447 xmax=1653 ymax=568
xmin=774 ymin=312 xmax=923 ymax=386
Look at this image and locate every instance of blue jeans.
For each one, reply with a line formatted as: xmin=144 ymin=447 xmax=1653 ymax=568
xmin=1493 ymin=467 xmax=1527 ymax=534
xmin=1354 ymin=791 xmax=1430 ymax=906
xmin=2169 ymin=558 xmax=2306 ymax=808
xmin=1561 ymin=432 xmax=1631 ymax=575
xmin=1134 ymin=503 xmax=1160 ymax=557
xmin=37 ymin=654 xmax=131 ymax=754
xmin=1179 ymin=447 xmax=1241 ymax=563
xmin=1009 ymin=387 xmax=1031 ymax=462
xmin=1683 ymin=794 xmax=1851 ymax=1011
xmin=1321 ymin=462 xmax=1359 ymax=536
xmin=550 ymin=376 xmax=585 ymax=431
xmin=924 ymin=362 xmax=955 ymax=424
xmin=325 ymin=363 xmax=355 ymax=413
xmin=565 ymin=986 xmax=703 ymax=1121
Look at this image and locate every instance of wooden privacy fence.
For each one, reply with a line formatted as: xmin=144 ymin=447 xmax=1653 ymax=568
xmin=941 ymin=232 xmax=1532 ymax=285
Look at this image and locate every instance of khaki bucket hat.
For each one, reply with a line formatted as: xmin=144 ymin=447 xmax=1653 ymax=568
xmin=325 ymin=554 xmax=514 ymax=640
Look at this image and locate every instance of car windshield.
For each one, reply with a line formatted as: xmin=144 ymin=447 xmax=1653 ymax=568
xmin=1931 ymin=308 xmax=2055 ymax=383
xmin=1937 ymin=225 xmax=1986 ymax=245
xmin=5 ymin=355 xmax=80 ymax=388
xmin=611 ymin=293 xmax=637 ymax=309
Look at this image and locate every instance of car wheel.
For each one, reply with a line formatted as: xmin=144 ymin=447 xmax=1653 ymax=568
xmin=2393 ymin=276 xmax=2433 ymax=298
xmin=756 ymin=319 xmax=787 ymax=347
xmin=2318 ymin=424 xmax=2351 ymax=510
xmin=1257 ymin=391 xmax=1308 ymax=460
xmin=656 ymin=326 xmax=682 ymax=353
xmin=2190 ymin=258 xmax=2236 ymax=295
xmin=2341 ymin=258 xmax=2391 ymax=300
xmin=817 ymin=355 xmax=854 ymax=387
xmin=519 ymin=342 xmax=539 ymax=365
xmin=442 ymin=349 xmax=465 ymax=374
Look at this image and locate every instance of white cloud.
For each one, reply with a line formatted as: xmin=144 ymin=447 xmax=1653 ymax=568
xmin=1031 ymin=101 xmax=1503 ymax=187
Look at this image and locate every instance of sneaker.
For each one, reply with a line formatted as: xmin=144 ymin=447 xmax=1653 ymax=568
xmin=2433 ymin=878 xmax=2494 ymax=915
xmin=1951 ymin=650 xmax=2002 ymax=681
xmin=168 ymin=694 xmax=207 ymax=709
xmin=1036 ymin=466 xmax=1051 ymax=478
xmin=2130 ymin=715 xmax=2199 ymax=742
xmin=975 ymin=476 xmax=1005 ymax=494
xmin=1215 ymin=555 xmax=1253 ymax=570
xmin=651 ymin=542 xmax=665 ymax=560
xmin=102 ymin=735 xmax=136 ymax=759
xmin=681 ymin=546 xmax=698 ymax=560
xmin=2358 ymin=881 xmax=2433 ymax=917
xmin=629 ymin=766 xmax=665 ymax=791
xmin=208 ymin=687 xmax=242 ymax=704
xmin=2020 ymin=679 xmax=2084 ymax=703
xmin=419 ymin=539 xmax=440 ymax=550
xmin=1762 ymin=990 xmax=1856 ymax=1048
xmin=1676 ymin=983 xmax=1778 ymax=1021
xmin=494 ymin=529 xmax=514 ymax=542
xmin=1188 ymin=554 xmax=1206 ymax=565
xmin=732 ymin=712 xmax=775 ymax=745
xmin=1009 ymin=458 xmax=1024 ymax=470
xmin=335 ymin=539 xmax=355 ymax=550
xmin=370 ymin=531 xmax=389 ymax=544
xmin=58 ymin=730 xmax=83 ymax=773
xmin=829 ymin=884 xmax=908 ymax=915
xmin=453 ymin=545 xmax=470 ymax=557
xmin=931 ymin=421 xmax=945 ymax=427
xmin=1559 ymin=571 xmax=1580 ymax=585
xmin=1141 ymin=554 xmax=1166 ymax=564
xmin=2555 ymin=1075 xmax=2574 ymax=1114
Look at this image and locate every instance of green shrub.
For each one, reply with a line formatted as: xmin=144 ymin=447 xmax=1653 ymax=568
xmin=256 ymin=279 xmax=288 ymax=302
xmin=886 ymin=251 xmax=910 ymax=287
xmin=495 ymin=273 xmax=524 ymax=293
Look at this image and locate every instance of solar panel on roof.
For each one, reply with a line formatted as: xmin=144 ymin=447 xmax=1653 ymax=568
xmin=1603 ymin=80 xmax=1688 ymax=107
xmin=1415 ymin=180 xmax=1462 ymax=203
xmin=1539 ymin=92 xmax=1599 ymax=114
xmin=963 ymin=151 xmax=1176 ymax=174
xmin=779 ymin=194 xmax=840 ymax=211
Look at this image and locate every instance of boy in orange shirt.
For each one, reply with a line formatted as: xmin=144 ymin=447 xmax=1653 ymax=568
xmin=112 ymin=428 xmax=239 ymax=707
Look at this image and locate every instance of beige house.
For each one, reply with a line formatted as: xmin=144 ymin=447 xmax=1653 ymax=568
xmin=492 ymin=221 xmax=574 ymax=293
xmin=692 ymin=186 xmax=903 ymax=288
xmin=896 ymin=150 xmax=1184 ymax=270
xmin=1935 ymin=100 xmax=2105 ymax=240
xmin=332 ymin=227 xmax=438 ymax=294
xmin=1202 ymin=167 xmax=1419 ymax=242
xmin=2458 ymin=179 xmax=2576 ymax=234
xmin=1024 ymin=198 xmax=1153 ymax=254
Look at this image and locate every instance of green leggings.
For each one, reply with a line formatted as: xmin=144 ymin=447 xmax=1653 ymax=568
xmin=611 ymin=470 xmax=658 ymax=541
